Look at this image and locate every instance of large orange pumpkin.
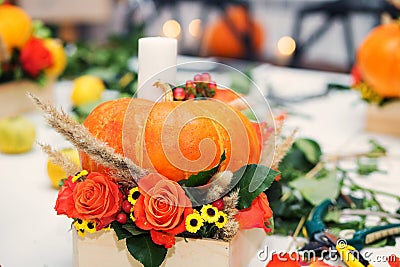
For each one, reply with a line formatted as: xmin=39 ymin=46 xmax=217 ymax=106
xmin=81 ymin=97 xmax=261 ymax=182
xmin=356 ymin=22 xmax=400 ymax=98
xmin=0 ymin=4 xmax=32 ymax=52
xmin=202 ymin=5 xmax=264 ymax=59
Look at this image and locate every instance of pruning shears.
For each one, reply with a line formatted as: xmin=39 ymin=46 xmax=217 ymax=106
xmin=300 ymin=199 xmax=400 ymax=267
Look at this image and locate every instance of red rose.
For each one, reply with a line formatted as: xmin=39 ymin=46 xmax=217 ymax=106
xmin=73 ymin=172 xmax=122 ymax=228
xmin=134 ymin=173 xmax=193 ymax=248
xmin=55 ymin=176 xmax=78 ymax=218
xmin=20 ymin=38 xmax=53 ymax=77
xmin=235 ymin=192 xmax=273 ymax=233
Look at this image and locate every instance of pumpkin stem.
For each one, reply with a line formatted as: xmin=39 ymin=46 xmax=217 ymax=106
xmin=153 ymin=81 xmax=174 ymax=102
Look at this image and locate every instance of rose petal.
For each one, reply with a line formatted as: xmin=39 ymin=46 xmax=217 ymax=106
xmin=150 ymin=229 xmax=176 ymax=249
xmin=266 ymin=253 xmax=301 ymax=267
xmin=389 ymin=255 xmax=400 ymax=267
xmin=235 ymin=193 xmax=273 ymax=232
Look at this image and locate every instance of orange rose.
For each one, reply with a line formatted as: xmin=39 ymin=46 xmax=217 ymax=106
xmin=235 ymin=192 xmax=273 ymax=233
xmin=134 ymin=173 xmax=192 ymax=248
xmin=73 ymin=172 xmax=122 ymax=228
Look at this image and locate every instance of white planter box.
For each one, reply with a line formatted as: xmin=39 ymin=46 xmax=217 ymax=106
xmin=73 ymin=228 xmax=265 ymax=267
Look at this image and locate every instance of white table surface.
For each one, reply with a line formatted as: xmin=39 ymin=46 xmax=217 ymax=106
xmin=1 ymin=66 xmax=399 ymax=267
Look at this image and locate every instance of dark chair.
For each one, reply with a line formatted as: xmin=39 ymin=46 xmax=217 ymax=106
xmin=288 ymin=0 xmax=400 ymax=71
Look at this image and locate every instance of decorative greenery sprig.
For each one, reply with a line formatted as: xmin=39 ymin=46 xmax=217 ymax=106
xmin=267 ymin=137 xmax=399 ymax=246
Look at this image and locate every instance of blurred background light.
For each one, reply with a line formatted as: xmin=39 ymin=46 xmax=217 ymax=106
xmin=277 ymin=36 xmax=296 ymax=56
xmin=188 ymin=19 xmax=202 ymax=37
xmin=163 ymin=19 xmax=181 ymax=38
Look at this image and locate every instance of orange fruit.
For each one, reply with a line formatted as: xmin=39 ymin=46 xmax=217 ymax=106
xmin=0 ymin=4 xmax=32 ymax=51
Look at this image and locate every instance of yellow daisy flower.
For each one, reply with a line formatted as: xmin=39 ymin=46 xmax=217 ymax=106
xmin=200 ymin=204 xmax=219 ymax=223
xmin=130 ymin=212 xmax=135 ymax=222
xmin=73 ymin=219 xmax=87 ymax=237
xmin=74 ymin=218 xmax=86 ymax=230
xmin=127 ymin=187 xmax=140 ymax=206
xmin=215 ymin=211 xmax=228 ymax=228
xmin=185 ymin=212 xmax=204 ymax=233
xmin=84 ymin=220 xmax=97 ymax=233
xmin=77 ymin=228 xmax=86 ymax=237
xmin=102 ymin=224 xmax=111 ymax=231
xmin=72 ymin=170 xmax=88 ymax=183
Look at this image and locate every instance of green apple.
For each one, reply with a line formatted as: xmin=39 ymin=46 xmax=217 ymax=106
xmin=0 ymin=116 xmax=36 ymax=154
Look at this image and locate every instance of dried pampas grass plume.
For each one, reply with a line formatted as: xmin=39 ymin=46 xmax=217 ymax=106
xmin=28 ymin=93 xmax=148 ymax=186
xmin=259 ymin=115 xmax=297 ymax=169
xmin=271 ymin=128 xmax=297 ymax=169
xmin=215 ymin=189 xmax=240 ymax=241
xmin=39 ymin=143 xmax=81 ymax=177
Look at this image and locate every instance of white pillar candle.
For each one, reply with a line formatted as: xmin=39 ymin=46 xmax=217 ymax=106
xmin=137 ymin=37 xmax=177 ymax=101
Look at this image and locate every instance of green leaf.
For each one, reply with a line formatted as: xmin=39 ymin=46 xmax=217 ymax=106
xmin=179 ymin=152 xmax=226 ymax=187
xmin=241 ymin=108 xmax=257 ymax=121
xmin=126 ymin=235 xmax=167 ymax=267
xmin=32 ymin=20 xmax=51 ymax=38
xmin=233 ymin=164 xmax=279 ymax=209
xmin=289 ymin=170 xmax=340 ymax=206
xmin=111 ymin=221 xmax=133 ymax=240
xmin=356 ymin=159 xmax=381 ymax=176
xmin=265 ymin=217 xmax=274 ymax=235
xmin=368 ymin=139 xmax=387 ymax=156
xmin=294 ymin=138 xmax=322 ymax=164
xmin=324 ymin=209 xmax=341 ymax=223
xmin=264 ymin=180 xmax=282 ymax=202
xmin=122 ymin=223 xmax=147 ymax=236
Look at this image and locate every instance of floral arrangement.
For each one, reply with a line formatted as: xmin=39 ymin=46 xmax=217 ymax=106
xmin=0 ymin=3 xmax=66 ymax=85
xmin=31 ymin=73 xmax=295 ymax=267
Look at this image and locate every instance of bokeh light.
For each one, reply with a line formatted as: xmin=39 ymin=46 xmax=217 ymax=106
xmin=277 ymin=36 xmax=296 ymax=56
xmin=163 ymin=20 xmax=181 ymax=38
xmin=188 ymin=19 xmax=202 ymax=37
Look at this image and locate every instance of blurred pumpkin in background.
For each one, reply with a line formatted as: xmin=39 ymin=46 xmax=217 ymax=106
xmin=356 ymin=22 xmax=400 ymax=98
xmin=202 ymin=5 xmax=265 ymax=59
xmin=0 ymin=116 xmax=36 ymax=154
xmin=0 ymin=3 xmax=32 ymax=52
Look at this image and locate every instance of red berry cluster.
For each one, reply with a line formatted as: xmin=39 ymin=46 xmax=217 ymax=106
xmin=212 ymin=199 xmax=225 ymax=211
xmin=116 ymin=188 xmax=135 ymax=224
xmin=173 ymin=72 xmax=217 ymax=101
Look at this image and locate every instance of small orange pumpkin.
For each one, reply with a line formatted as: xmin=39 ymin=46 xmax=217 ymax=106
xmin=81 ymin=97 xmax=261 ymax=182
xmin=202 ymin=5 xmax=264 ymax=59
xmin=356 ymin=22 xmax=400 ymax=98
xmin=0 ymin=4 xmax=32 ymax=52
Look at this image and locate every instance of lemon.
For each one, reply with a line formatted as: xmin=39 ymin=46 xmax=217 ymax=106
xmin=47 ymin=148 xmax=81 ymax=189
xmin=0 ymin=116 xmax=36 ymax=154
xmin=71 ymin=75 xmax=105 ymax=106
xmin=43 ymin=38 xmax=67 ymax=77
